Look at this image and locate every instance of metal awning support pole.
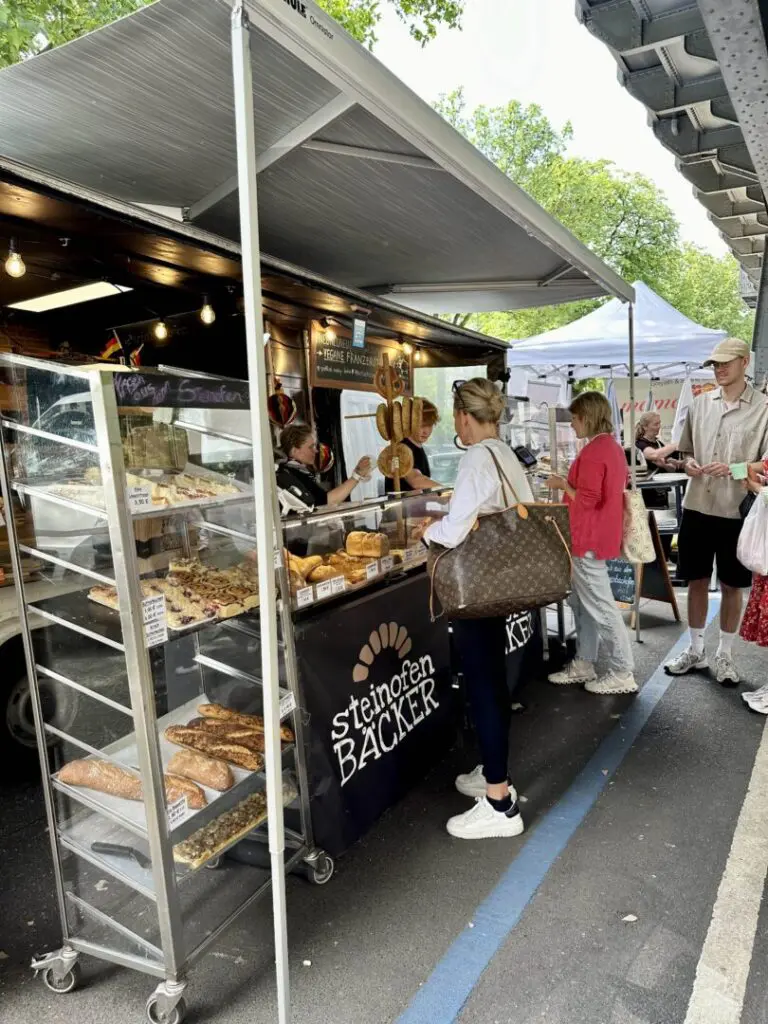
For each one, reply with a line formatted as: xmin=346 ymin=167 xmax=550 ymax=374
xmin=231 ymin=5 xmax=290 ymax=1023
xmin=628 ymin=302 xmax=641 ymax=644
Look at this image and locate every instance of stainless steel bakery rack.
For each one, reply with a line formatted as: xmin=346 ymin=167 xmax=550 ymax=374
xmin=0 ymin=355 xmax=326 ymax=1024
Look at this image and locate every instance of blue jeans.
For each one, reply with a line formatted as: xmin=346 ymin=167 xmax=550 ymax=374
xmin=452 ymin=617 xmax=510 ymax=785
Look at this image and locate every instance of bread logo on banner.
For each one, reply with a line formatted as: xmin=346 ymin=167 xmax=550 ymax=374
xmin=331 ymin=621 xmax=439 ymax=786
xmin=352 ymin=621 xmax=412 ymax=683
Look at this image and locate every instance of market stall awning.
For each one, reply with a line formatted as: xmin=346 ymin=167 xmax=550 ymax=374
xmin=506 ymin=281 xmax=726 ymax=378
xmin=0 ymin=0 xmax=633 ymax=315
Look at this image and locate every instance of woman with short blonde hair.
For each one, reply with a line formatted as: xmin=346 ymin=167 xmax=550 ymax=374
xmin=544 ymin=391 xmax=636 ymax=695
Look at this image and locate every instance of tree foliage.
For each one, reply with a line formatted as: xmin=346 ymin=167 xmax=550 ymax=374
xmin=0 ymin=0 xmax=463 ymax=66
xmin=435 ymin=90 xmax=750 ymax=345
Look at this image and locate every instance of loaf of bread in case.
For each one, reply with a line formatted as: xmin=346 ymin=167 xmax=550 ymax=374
xmin=345 ymin=531 xmax=366 ymax=557
xmin=307 ymin=563 xmax=343 ymax=584
xmin=165 ymin=726 xmax=265 ymax=772
xmin=196 ymin=704 xmax=295 ymax=743
xmin=167 ymin=749 xmax=234 ymax=792
xmin=58 ymin=758 xmax=207 ymax=808
xmin=362 ymin=532 xmax=389 ymax=558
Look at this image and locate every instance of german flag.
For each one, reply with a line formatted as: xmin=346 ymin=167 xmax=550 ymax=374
xmin=129 ymin=344 xmax=144 ymax=368
xmin=100 ymin=331 xmax=122 ymax=360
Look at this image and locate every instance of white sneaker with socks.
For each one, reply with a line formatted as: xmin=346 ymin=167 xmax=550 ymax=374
xmin=455 ymin=764 xmax=518 ymax=802
xmin=665 ymin=647 xmax=708 ymax=676
xmin=446 ymin=797 xmax=525 ymax=840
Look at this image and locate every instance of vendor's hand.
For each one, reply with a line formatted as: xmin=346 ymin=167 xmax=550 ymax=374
xmin=684 ymin=459 xmax=704 ymax=478
xmin=702 ymin=462 xmax=731 ymax=479
xmin=410 ymin=518 xmax=432 ymax=542
xmin=354 ymin=456 xmax=372 ymax=480
xmin=543 ymin=474 xmax=568 ymax=491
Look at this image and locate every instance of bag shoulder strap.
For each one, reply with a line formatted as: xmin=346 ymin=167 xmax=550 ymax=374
xmin=482 ymin=442 xmax=520 ymax=506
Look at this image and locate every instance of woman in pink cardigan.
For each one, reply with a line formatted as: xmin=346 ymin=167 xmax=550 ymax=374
xmin=543 ymin=391 xmax=636 ymax=695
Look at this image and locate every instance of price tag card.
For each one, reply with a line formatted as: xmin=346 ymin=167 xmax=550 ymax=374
xmin=366 ymin=561 xmax=379 ymax=581
xmin=167 ymin=795 xmax=188 ymax=829
xmin=380 ymin=555 xmax=394 ymax=573
xmin=331 ymin=575 xmax=346 ymax=595
xmin=128 ymin=485 xmax=152 ymax=513
xmin=142 ymin=594 xmax=168 ymax=647
xmin=279 ymin=691 xmax=297 ymax=719
xmin=404 ymin=547 xmax=417 ymax=564
xmin=273 ymin=549 xmax=283 ymax=569
xmin=316 ymin=579 xmax=333 ymax=600
xmin=296 ymin=586 xmax=314 ymax=608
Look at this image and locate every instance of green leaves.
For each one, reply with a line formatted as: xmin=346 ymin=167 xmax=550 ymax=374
xmin=436 ymin=93 xmax=748 ymax=344
xmin=315 ymin=0 xmax=463 ymax=47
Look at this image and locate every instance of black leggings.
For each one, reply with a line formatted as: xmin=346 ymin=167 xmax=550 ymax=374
xmin=452 ymin=616 xmax=510 ymax=786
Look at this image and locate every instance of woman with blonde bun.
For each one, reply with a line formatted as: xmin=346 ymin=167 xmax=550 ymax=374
xmin=421 ymin=378 xmax=532 ymax=841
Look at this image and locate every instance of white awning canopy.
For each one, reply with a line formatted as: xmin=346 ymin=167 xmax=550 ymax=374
xmin=0 ymin=0 xmax=633 ymax=314
xmin=506 ymin=281 xmax=726 ymax=379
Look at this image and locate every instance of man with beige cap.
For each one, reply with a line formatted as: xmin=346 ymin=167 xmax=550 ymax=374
xmin=666 ymin=338 xmax=768 ymax=685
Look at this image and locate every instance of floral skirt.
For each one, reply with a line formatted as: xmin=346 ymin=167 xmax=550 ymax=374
xmin=740 ymin=574 xmax=768 ymax=647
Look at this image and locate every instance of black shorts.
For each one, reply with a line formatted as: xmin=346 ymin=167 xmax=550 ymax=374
xmin=677 ymin=509 xmax=752 ymax=589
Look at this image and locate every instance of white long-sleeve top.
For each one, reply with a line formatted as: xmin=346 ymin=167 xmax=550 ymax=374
xmin=424 ymin=439 xmax=534 ymax=550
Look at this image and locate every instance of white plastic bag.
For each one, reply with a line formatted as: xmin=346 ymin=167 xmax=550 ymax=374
xmin=737 ymin=490 xmax=768 ymax=576
xmin=622 ymin=489 xmax=655 ymax=564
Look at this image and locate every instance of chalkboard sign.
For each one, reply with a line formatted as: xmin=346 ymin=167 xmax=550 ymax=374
xmin=607 ymin=558 xmax=636 ymax=605
xmin=310 ymin=323 xmax=413 ymax=395
xmin=113 ymin=372 xmax=250 ymax=409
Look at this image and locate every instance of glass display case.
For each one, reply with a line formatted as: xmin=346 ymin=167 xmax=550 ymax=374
xmin=0 ymin=356 xmax=317 ymax=1024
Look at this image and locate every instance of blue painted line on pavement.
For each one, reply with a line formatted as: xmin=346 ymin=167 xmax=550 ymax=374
xmin=397 ymin=603 xmax=719 ymax=1024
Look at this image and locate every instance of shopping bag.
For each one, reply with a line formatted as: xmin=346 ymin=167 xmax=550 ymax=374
xmin=621 ymin=489 xmax=655 ymax=564
xmin=428 ymin=447 xmax=572 ymax=620
xmin=737 ymin=491 xmax=768 ymax=576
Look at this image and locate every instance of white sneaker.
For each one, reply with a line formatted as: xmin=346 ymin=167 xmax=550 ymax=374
xmin=455 ymin=765 xmax=518 ymax=802
xmin=585 ymin=671 xmax=638 ymax=695
xmin=665 ymin=648 xmax=708 ymax=676
xmin=548 ymin=658 xmax=597 ymax=686
xmin=743 ymin=686 xmax=768 ymax=714
xmin=713 ymin=654 xmax=740 ymax=687
xmin=446 ymin=797 xmax=525 ymax=840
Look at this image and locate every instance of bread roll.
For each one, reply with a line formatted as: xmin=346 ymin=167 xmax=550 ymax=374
xmin=376 ymin=403 xmax=390 ymax=441
xmin=298 ymin=555 xmax=323 ymax=576
xmin=167 ymin=750 xmax=234 ymax=792
xmin=308 ymin=563 xmax=343 ymax=584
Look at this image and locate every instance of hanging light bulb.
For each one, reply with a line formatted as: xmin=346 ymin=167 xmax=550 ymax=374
xmin=402 ymin=342 xmax=413 ymax=356
xmin=414 ymin=350 xmax=422 ymax=362
xmin=153 ymin=320 xmax=169 ymax=342
xmin=5 ymin=239 xmax=26 ymax=279
xmin=199 ymin=297 xmax=216 ymax=325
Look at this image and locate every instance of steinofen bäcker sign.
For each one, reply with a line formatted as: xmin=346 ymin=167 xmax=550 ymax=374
xmin=310 ymin=322 xmax=413 ymax=395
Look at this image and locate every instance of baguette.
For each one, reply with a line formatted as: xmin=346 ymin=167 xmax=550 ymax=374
xmin=58 ymin=758 xmax=206 ymax=809
xmin=195 ymin=705 xmax=294 ymax=743
xmin=167 ymin=750 xmax=234 ymax=792
xmin=165 ymin=726 xmax=265 ymax=771
xmin=187 ymin=718 xmax=267 ymax=751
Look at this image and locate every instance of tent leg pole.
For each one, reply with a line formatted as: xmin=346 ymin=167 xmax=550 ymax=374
xmin=628 ymin=302 xmax=641 ymax=645
xmin=231 ymin=7 xmax=291 ymax=1024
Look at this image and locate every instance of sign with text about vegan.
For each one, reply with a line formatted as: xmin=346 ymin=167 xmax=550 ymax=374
xmin=310 ymin=323 xmax=413 ymax=395
xmin=295 ymin=574 xmax=455 ymax=857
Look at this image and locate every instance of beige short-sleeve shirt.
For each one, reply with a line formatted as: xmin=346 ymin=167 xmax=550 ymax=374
xmin=678 ymin=385 xmax=768 ymax=519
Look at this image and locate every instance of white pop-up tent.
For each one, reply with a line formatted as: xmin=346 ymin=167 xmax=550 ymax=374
xmin=506 ymin=281 xmax=727 ymax=380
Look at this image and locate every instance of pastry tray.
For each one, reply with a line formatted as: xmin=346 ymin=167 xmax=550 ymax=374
xmin=87 ymin=589 xmax=217 ymax=635
xmin=51 ymin=694 xmax=296 ymax=848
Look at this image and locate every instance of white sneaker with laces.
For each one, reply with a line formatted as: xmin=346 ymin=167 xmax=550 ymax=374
xmin=585 ymin=671 xmax=638 ymax=695
xmin=665 ymin=648 xmax=708 ymax=676
xmin=548 ymin=658 xmax=597 ymax=686
xmin=446 ymin=797 xmax=525 ymax=840
xmin=454 ymin=765 xmax=518 ymax=802
xmin=743 ymin=687 xmax=768 ymax=714
xmin=713 ymin=654 xmax=740 ymax=687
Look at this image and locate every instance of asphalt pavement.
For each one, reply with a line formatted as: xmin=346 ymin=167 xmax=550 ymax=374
xmin=2 ymin=597 xmax=768 ymax=1024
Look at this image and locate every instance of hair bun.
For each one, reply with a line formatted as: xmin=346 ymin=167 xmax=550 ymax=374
xmin=454 ymin=378 xmax=506 ymax=425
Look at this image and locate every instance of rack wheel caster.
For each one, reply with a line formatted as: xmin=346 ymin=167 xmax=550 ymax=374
xmin=41 ymin=962 xmax=81 ymax=994
xmin=145 ymin=995 xmax=187 ymax=1024
xmin=303 ymin=850 xmax=334 ymax=885
xmin=204 ymin=856 xmax=223 ymax=870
